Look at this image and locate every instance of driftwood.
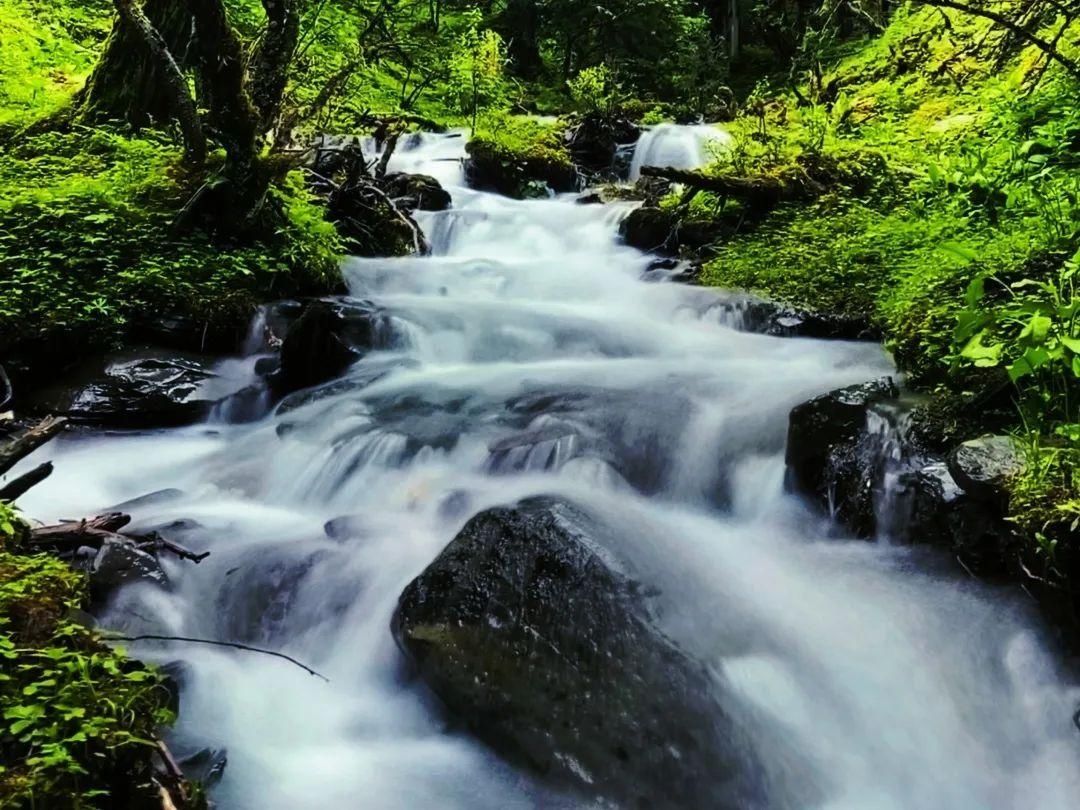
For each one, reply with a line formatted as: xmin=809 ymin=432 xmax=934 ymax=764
xmin=29 ymin=512 xmax=210 ymax=563
xmin=0 ymin=415 xmax=67 ymax=477
xmin=640 ymin=165 xmax=826 ymax=206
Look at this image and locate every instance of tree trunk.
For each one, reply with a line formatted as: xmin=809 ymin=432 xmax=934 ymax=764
xmin=250 ymin=0 xmax=301 ymax=133
xmin=78 ymin=0 xmax=196 ymax=129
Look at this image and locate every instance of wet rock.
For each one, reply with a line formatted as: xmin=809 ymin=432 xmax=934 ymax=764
xmin=464 ymin=138 xmax=578 ymax=199
xmin=619 ymin=206 xmax=676 ymax=252
xmin=711 ymin=296 xmax=880 ymax=341
xmin=23 ymin=353 xmax=220 ymax=428
xmin=88 ymin=538 xmax=168 ymax=600
xmin=392 ymin=497 xmax=766 ymax=808
xmin=565 ymin=113 xmax=641 ymax=176
xmin=383 ymin=172 xmax=452 ymax=212
xmin=785 ymin=378 xmax=900 ymax=537
xmin=130 ymin=312 xmax=246 ymax=354
xmin=326 ymin=178 xmax=424 ymax=256
xmin=178 ymin=747 xmax=228 ymax=788
xmin=948 ymin=435 xmax=1025 ymax=504
xmin=897 ymin=461 xmax=1014 ymax=575
xmin=273 ymin=299 xmax=392 ymax=395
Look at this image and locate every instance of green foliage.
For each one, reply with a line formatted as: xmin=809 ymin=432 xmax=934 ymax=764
xmin=0 ymin=129 xmax=339 ymax=352
xmin=567 ymin=65 xmax=621 ymax=116
xmin=445 ymin=18 xmax=508 ymax=128
xmin=0 ymin=539 xmax=175 ymax=808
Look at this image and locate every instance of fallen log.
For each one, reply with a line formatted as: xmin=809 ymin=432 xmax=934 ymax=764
xmin=0 ymin=415 xmax=67 ymax=477
xmin=0 ymin=461 xmax=53 ymax=502
xmin=639 ymin=165 xmax=826 ymax=206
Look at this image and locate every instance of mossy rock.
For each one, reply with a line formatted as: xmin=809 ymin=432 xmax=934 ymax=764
xmin=464 ymin=137 xmax=577 ymax=199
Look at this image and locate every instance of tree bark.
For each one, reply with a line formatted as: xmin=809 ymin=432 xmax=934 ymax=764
xmin=250 ymin=0 xmax=301 ymax=132
xmin=105 ymin=0 xmax=206 ymax=164
xmin=78 ymin=0 xmax=198 ymax=131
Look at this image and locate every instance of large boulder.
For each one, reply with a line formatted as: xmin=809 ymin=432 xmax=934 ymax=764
xmin=22 ymin=353 xmax=223 ymax=428
xmin=383 ymin=172 xmax=452 ymax=212
xmin=619 ymin=206 xmax=677 ymax=252
xmin=392 ymin=498 xmax=768 ymax=808
xmin=785 ymin=377 xmax=900 ymax=537
xmin=272 ymin=299 xmax=393 ymax=395
xmin=708 ymin=295 xmax=879 ymax=340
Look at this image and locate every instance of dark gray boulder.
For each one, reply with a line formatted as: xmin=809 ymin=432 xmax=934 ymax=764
xmin=23 ymin=353 xmax=220 ymax=428
xmin=785 ymin=377 xmax=900 ymax=536
xmin=85 ymin=538 xmax=168 ymax=601
xmin=392 ymin=497 xmax=769 ymax=809
xmin=273 ymin=299 xmax=393 ymax=395
xmin=948 ymin=435 xmax=1024 ymax=504
xmin=709 ymin=296 xmax=879 ymax=340
xmin=383 ymin=172 xmax=452 ymax=212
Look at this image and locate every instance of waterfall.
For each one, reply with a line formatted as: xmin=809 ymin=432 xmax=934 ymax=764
xmin=628 ymin=122 xmax=733 ymax=180
xmin=12 ymin=131 xmax=1080 ymax=809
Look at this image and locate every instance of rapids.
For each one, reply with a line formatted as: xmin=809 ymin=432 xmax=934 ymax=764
xmin=13 ymin=129 xmax=1080 ymax=809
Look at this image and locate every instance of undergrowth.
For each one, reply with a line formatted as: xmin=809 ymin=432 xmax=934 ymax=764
xmin=0 ymin=508 xmax=178 ymax=809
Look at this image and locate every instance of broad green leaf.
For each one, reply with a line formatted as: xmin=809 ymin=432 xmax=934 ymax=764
xmin=960 ymin=333 xmax=1003 ymax=366
xmin=939 ymin=241 xmax=978 ymax=264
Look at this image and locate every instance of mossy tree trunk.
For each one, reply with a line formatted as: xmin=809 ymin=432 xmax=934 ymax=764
xmin=77 ymin=0 xmax=196 ymax=129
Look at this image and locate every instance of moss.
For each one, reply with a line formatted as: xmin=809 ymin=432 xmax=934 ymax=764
xmin=465 ymin=114 xmax=575 ymax=197
xmin=0 ymin=128 xmax=341 ymax=361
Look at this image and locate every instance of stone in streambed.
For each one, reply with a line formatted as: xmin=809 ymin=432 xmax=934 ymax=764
xmin=785 ymin=377 xmax=900 ymax=537
xmin=273 ymin=299 xmax=393 ymax=395
xmin=392 ymin=497 xmax=769 ymax=808
xmin=383 ymin=172 xmax=452 ymax=212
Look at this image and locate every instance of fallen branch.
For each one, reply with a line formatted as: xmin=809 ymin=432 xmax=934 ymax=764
xmin=0 ymin=461 xmax=53 ymax=502
xmin=639 ymin=165 xmax=826 ymax=206
xmin=107 ymin=634 xmax=330 ymax=681
xmin=0 ymin=415 xmax=67 ymax=477
xmin=375 ymin=130 xmax=400 ymax=179
xmin=30 ymin=513 xmax=209 ymax=562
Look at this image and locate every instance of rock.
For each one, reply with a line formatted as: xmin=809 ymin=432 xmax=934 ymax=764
xmin=897 ymin=461 xmax=1014 ymax=575
xmin=392 ymin=497 xmax=767 ymax=808
xmin=619 ymin=206 xmax=677 ymax=252
xmin=710 ymin=296 xmax=880 ymax=340
xmin=177 ymin=747 xmax=228 ymax=788
xmin=785 ymin=378 xmax=900 ymax=536
xmin=565 ymin=113 xmax=640 ymax=177
xmin=383 ymin=172 xmax=452 ymax=212
xmin=325 ymin=178 xmax=422 ymax=256
xmin=23 ymin=352 xmax=221 ymax=428
xmin=273 ymin=299 xmax=393 ymax=395
xmin=89 ymin=538 xmax=168 ymax=599
xmin=947 ymin=435 xmax=1025 ymax=504
xmin=464 ymin=138 xmax=578 ymax=199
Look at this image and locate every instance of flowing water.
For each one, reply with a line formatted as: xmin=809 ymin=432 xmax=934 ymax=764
xmin=628 ymin=123 xmax=732 ymax=181
xmin=15 ymin=129 xmax=1080 ymax=809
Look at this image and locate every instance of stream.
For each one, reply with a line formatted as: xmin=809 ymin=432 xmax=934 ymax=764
xmin=15 ymin=127 xmax=1080 ymax=808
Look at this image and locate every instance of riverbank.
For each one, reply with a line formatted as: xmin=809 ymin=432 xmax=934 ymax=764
xmin=624 ymin=5 xmax=1080 ymax=622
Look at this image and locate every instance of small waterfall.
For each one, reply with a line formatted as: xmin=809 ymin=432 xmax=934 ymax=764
xmin=628 ymin=123 xmax=732 ymax=180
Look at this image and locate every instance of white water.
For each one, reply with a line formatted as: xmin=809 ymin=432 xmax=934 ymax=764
xmin=628 ymin=122 xmax=732 ymax=180
xmin=14 ymin=129 xmax=1080 ymax=808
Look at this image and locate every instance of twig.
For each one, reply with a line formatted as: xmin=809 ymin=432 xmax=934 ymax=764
xmin=106 ymin=634 xmax=330 ymax=681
